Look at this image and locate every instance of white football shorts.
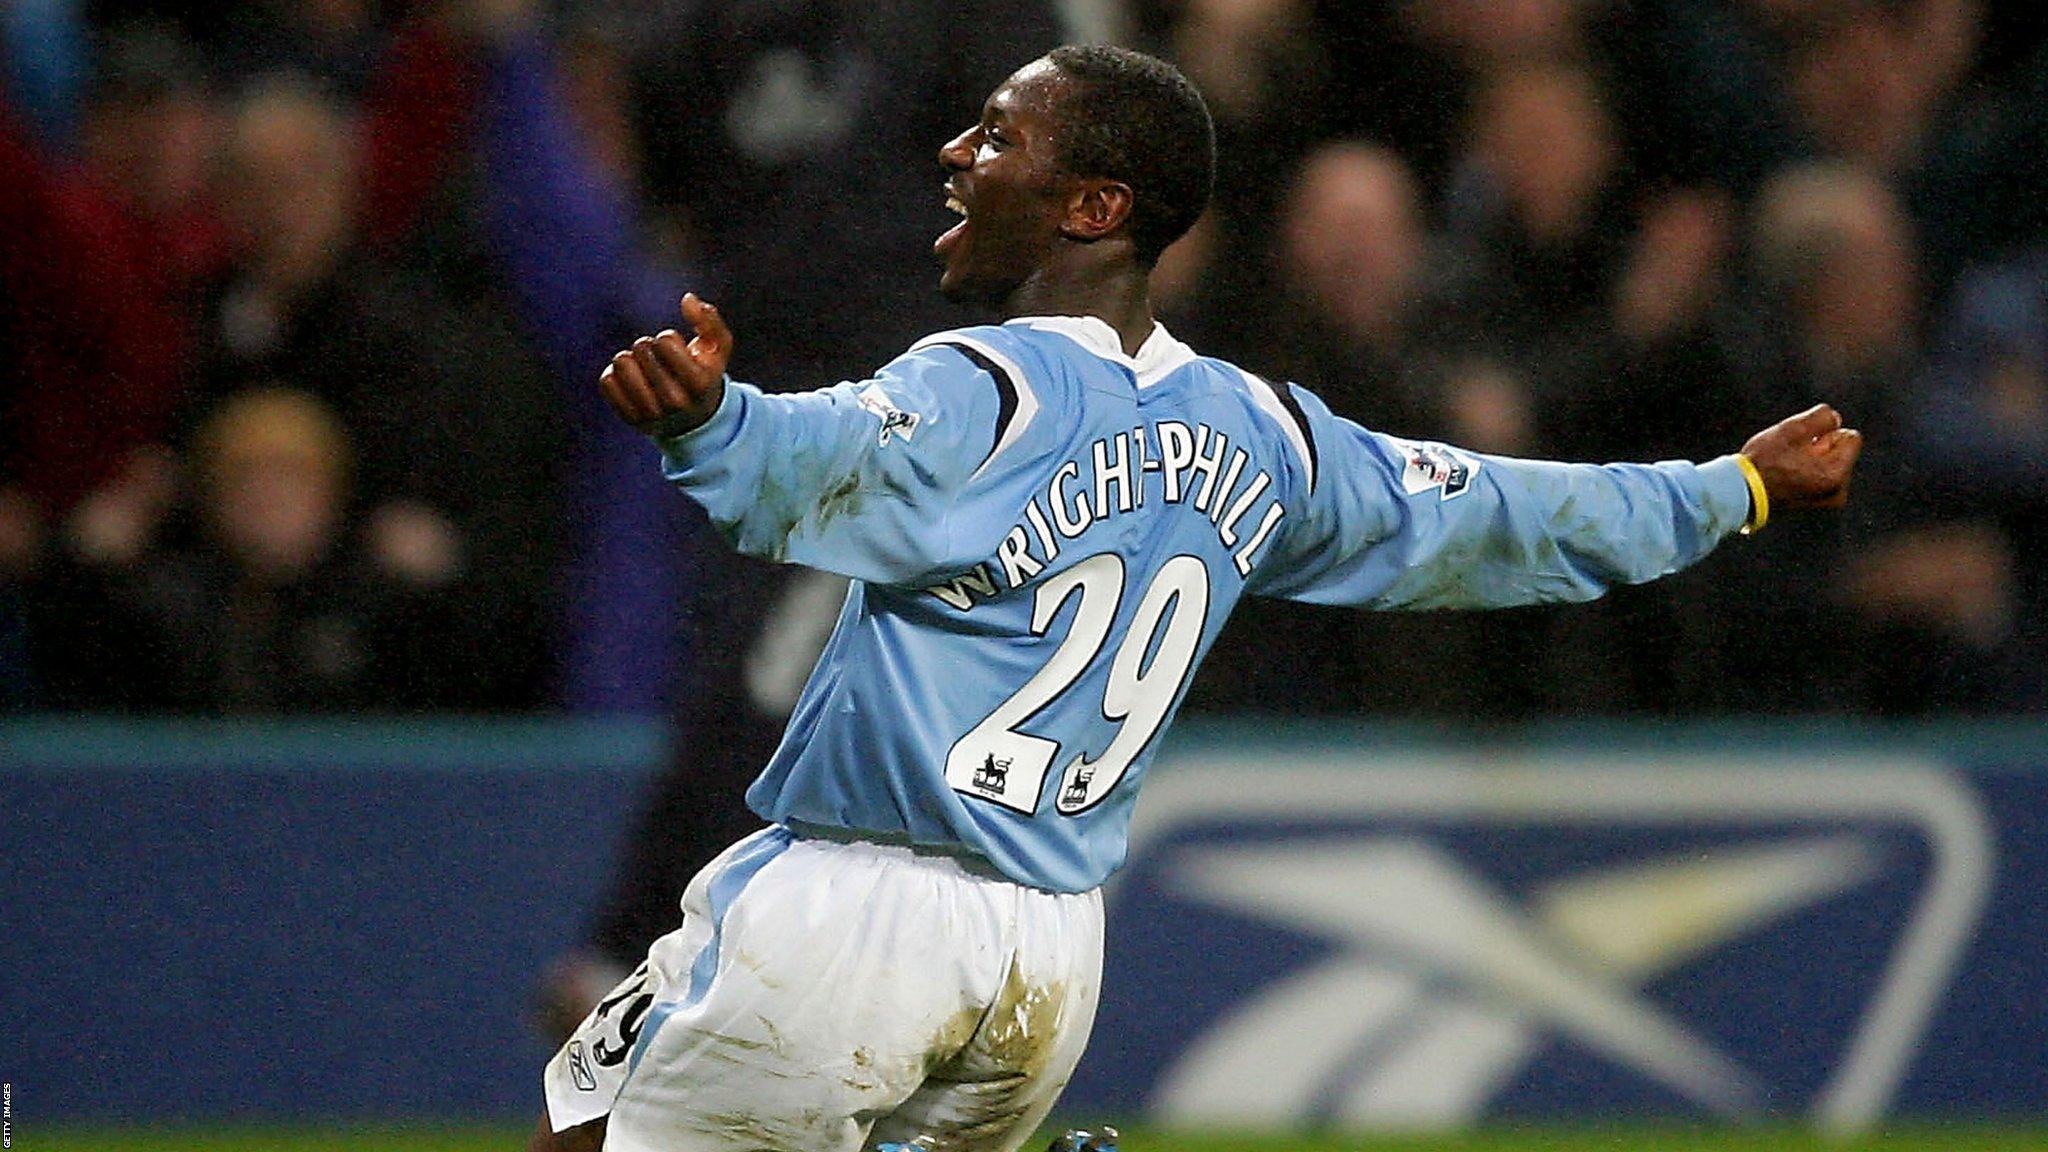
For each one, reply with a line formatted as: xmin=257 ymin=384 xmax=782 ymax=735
xmin=542 ymin=825 xmax=1106 ymax=1152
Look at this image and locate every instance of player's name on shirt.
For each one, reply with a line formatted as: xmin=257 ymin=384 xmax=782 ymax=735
xmin=926 ymin=419 xmax=1285 ymax=611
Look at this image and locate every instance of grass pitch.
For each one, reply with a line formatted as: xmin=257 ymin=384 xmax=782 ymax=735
xmin=31 ymin=1126 xmax=2048 ymax=1152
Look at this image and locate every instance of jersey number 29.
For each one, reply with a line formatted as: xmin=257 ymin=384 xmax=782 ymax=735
xmin=944 ymin=553 xmax=1209 ymax=816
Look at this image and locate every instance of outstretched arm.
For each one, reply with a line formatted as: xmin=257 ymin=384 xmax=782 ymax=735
xmin=1250 ymin=386 xmax=1865 ymax=610
xmin=597 ymin=298 xmax=1019 ymax=583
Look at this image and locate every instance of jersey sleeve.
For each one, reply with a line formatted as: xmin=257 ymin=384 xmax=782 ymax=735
xmin=654 ymin=340 xmax=1013 ymax=584
xmin=1247 ymin=383 xmax=1757 ymax=609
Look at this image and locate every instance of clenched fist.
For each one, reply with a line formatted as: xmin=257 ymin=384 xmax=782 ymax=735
xmin=1740 ymin=403 xmax=1864 ymax=514
xmin=599 ymin=293 xmax=735 ymax=437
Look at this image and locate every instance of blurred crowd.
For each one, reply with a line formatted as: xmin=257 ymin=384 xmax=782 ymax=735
xmin=3 ymin=0 xmax=2046 ymax=720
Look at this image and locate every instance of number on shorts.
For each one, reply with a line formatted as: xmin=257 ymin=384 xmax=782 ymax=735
xmin=944 ymin=554 xmax=1210 ymax=815
xmin=589 ymin=963 xmax=655 ymax=1068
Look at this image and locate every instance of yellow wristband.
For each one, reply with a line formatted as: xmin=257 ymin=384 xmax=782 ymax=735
xmin=1735 ymin=453 xmax=1769 ymax=535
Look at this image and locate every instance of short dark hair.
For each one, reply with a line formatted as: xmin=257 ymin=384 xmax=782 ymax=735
xmin=1043 ymin=45 xmax=1215 ymax=267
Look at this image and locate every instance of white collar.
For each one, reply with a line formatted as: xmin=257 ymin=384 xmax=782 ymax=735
xmin=1009 ymin=315 xmax=1198 ymax=388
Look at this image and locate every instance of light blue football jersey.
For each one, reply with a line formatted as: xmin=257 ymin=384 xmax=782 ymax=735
xmin=658 ymin=315 xmax=1754 ymax=892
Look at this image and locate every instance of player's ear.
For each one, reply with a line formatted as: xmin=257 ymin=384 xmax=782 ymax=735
xmin=1061 ymin=178 xmax=1134 ymax=244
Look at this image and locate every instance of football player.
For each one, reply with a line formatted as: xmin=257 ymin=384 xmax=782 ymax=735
xmin=535 ymin=45 xmax=1861 ymax=1152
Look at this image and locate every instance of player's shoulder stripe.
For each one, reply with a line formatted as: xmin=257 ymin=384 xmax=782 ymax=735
xmin=937 ymin=341 xmax=1020 ymax=462
xmin=908 ymin=328 xmax=1040 ymax=481
xmin=1229 ymin=364 xmax=1319 ymax=493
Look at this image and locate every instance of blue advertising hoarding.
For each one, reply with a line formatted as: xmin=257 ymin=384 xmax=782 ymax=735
xmin=1068 ymin=725 xmax=2048 ymax=1131
xmin=1 ymin=718 xmax=2044 ymax=1127
xmin=0 ymin=718 xmax=666 ymax=1121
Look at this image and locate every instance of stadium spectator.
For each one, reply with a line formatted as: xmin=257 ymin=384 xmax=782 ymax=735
xmin=2 ymin=26 xmax=228 ymax=714
xmin=1431 ymin=60 xmax=1634 ymax=453
xmin=1880 ymin=245 xmax=2048 ymax=710
xmin=1144 ymin=0 xmax=1329 ymax=237
xmin=185 ymin=76 xmax=565 ymax=709
xmin=76 ymin=24 xmax=229 ymax=282
xmin=1785 ymin=1 xmax=1963 ymax=176
xmin=1263 ymin=143 xmax=1441 ymax=433
xmin=1614 ymin=0 xmax=1867 ymax=194
xmin=31 ymin=389 xmax=477 ymax=712
xmin=1913 ymin=247 xmax=2048 ymax=510
xmin=1691 ymin=162 xmax=1956 ymax=711
xmin=1120 ymin=0 xmax=1331 ymax=379
xmin=343 ymin=2 xmax=704 ymax=715
xmin=467 ymin=10 xmax=700 ymax=715
xmin=347 ymin=20 xmax=478 ymax=257
xmin=0 ymin=23 xmax=226 ymax=520
xmin=1842 ymin=519 xmax=2039 ymax=711
xmin=1541 ymin=182 xmax=1744 ymax=466
xmin=368 ymin=0 xmax=1083 ymax=714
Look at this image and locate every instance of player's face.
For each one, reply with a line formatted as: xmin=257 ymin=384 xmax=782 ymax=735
xmin=935 ymin=61 xmax=1078 ymax=306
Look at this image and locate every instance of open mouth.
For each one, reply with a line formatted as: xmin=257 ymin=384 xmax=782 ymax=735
xmin=935 ymin=186 xmax=970 ymax=256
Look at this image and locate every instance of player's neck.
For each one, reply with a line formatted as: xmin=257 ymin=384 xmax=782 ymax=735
xmin=1001 ymin=261 xmax=1155 ymax=357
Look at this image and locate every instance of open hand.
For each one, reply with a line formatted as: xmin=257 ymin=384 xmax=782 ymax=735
xmin=599 ymin=293 xmax=733 ymax=437
xmin=1740 ymin=403 xmax=1863 ymax=512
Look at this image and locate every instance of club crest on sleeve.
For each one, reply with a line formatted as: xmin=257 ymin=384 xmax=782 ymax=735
xmin=1395 ymin=440 xmax=1477 ymax=500
xmin=857 ymin=383 xmax=923 ymax=446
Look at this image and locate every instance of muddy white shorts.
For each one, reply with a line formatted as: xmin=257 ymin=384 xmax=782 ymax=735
xmin=542 ymin=825 xmax=1105 ymax=1152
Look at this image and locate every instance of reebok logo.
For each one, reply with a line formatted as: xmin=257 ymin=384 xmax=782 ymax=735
xmin=1084 ymin=752 xmax=1993 ymax=1133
